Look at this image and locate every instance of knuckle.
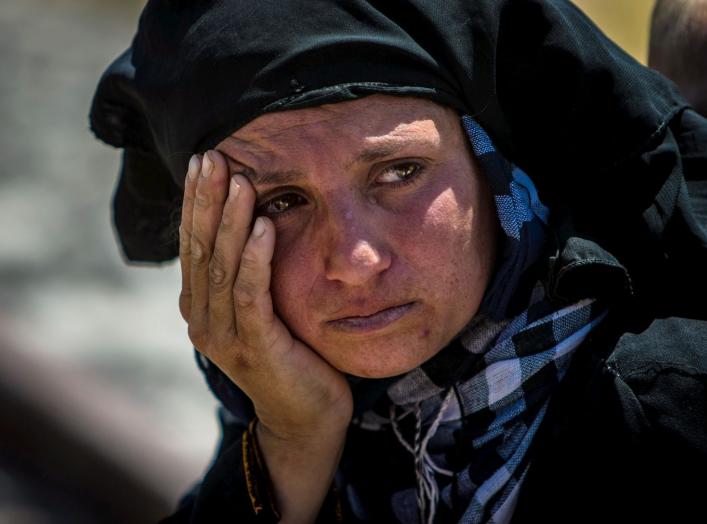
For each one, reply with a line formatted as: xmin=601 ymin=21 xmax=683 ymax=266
xmin=194 ymin=192 xmax=211 ymax=210
xmin=179 ymin=230 xmax=191 ymax=259
xmin=190 ymin=237 xmax=208 ymax=264
xmin=209 ymin=253 xmax=229 ymax=288
xmin=234 ymin=280 xmax=258 ymax=309
xmin=219 ymin=212 xmax=234 ymax=230
xmin=179 ymin=224 xmax=191 ymax=241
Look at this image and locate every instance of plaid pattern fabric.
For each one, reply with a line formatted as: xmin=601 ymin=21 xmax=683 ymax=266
xmin=351 ymin=287 xmax=606 ymax=524
xmin=462 ymin=116 xmax=550 ymax=321
xmin=345 ymin=119 xmax=607 ymax=523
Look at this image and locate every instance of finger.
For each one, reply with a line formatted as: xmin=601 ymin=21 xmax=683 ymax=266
xmin=190 ymin=150 xmax=229 ymax=329
xmin=179 ymin=154 xmax=201 ymax=321
xmin=208 ymin=171 xmax=257 ymax=335
xmin=233 ymin=216 xmax=281 ymax=350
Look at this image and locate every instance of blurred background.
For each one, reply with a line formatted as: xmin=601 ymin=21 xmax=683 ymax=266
xmin=0 ymin=0 xmax=656 ymax=522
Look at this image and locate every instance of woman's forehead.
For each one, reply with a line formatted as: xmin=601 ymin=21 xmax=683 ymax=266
xmin=217 ymin=95 xmax=459 ymax=159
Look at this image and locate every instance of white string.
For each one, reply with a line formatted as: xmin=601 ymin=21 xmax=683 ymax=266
xmin=389 ymin=389 xmax=456 ymax=524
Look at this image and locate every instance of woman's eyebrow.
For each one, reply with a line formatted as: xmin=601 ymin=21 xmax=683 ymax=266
xmin=351 ymin=144 xmax=400 ymax=165
xmin=346 ymin=137 xmax=434 ymax=169
xmin=247 ymin=168 xmax=304 ymax=186
xmin=224 ymin=158 xmax=304 ymax=186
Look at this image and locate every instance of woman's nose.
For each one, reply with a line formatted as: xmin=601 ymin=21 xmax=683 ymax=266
xmin=322 ymin=208 xmax=392 ymax=286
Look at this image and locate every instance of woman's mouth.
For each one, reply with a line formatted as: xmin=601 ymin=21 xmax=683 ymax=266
xmin=327 ymin=302 xmax=416 ymax=333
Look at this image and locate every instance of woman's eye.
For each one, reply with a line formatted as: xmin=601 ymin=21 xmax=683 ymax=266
xmin=261 ymin=193 xmax=306 ymax=215
xmin=376 ymin=162 xmax=423 ymax=184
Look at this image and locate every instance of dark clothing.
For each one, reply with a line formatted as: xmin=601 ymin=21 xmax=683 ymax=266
xmin=88 ymin=0 xmax=707 ymax=521
xmin=161 ymin=107 xmax=707 ymax=522
xmin=511 ymin=315 xmax=707 ymax=524
xmin=507 ymin=107 xmax=707 ymax=524
xmin=161 ymin=317 xmax=707 ymax=524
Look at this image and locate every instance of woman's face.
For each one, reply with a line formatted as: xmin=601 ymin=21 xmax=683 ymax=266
xmin=216 ymin=95 xmax=497 ymax=378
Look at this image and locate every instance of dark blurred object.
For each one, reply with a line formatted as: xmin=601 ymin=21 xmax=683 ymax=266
xmin=649 ymin=0 xmax=707 ymax=115
xmin=0 ymin=328 xmax=180 ymax=524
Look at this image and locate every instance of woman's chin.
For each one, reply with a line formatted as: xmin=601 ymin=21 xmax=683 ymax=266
xmin=316 ymin=336 xmax=446 ymax=379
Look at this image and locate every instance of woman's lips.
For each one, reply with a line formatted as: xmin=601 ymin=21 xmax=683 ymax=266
xmin=327 ymin=302 xmax=415 ymax=333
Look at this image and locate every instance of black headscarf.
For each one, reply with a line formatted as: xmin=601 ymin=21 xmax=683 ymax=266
xmin=89 ymin=2 xmax=707 ymax=520
xmin=90 ymin=0 xmax=706 ymax=314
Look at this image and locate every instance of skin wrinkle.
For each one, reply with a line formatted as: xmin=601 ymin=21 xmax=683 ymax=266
xmin=222 ymin=137 xmax=442 ymax=189
xmin=221 ymin=108 xmax=443 ymax=180
xmin=216 ymin=95 xmax=498 ymax=378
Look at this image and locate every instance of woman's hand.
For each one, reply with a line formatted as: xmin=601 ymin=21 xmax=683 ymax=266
xmin=179 ymin=150 xmax=352 ymax=522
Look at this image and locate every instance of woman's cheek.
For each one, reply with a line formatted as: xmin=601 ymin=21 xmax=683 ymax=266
xmin=417 ymin=190 xmax=473 ymax=237
xmin=269 ymin=226 xmax=318 ymax=326
xmin=269 ymin=227 xmax=299 ymax=314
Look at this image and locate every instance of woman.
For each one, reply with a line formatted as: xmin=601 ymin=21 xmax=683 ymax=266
xmin=90 ymin=1 xmax=707 ymax=522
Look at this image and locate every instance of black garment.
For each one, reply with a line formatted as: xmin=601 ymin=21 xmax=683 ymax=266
xmin=90 ymin=0 xmax=693 ymax=277
xmin=159 ymin=107 xmax=707 ymax=523
xmin=510 ymin=315 xmax=707 ymax=524
xmin=161 ymin=320 xmax=707 ymax=524
xmin=88 ymin=0 xmax=707 ymax=521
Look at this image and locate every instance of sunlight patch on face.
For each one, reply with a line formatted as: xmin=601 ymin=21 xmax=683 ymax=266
xmin=424 ymin=187 xmax=463 ymax=224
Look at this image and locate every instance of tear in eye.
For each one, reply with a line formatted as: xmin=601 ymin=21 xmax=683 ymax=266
xmin=262 ymin=193 xmax=306 ymax=215
xmin=377 ymin=162 xmax=423 ymax=184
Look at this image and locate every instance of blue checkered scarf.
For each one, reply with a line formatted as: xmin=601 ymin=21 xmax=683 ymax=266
xmin=198 ymin=116 xmax=608 ymax=524
xmin=343 ymin=117 xmax=607 ymax=523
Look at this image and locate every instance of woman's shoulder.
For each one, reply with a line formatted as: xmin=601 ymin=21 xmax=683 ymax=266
xmin=510 ymin=314 xmax=707 ymax=523
xmin=601 ymin=315 xmax=707 ymax=450
xmin=604 ymin=315 xmax=707 ymax=409
xmin=608 ymin=315 xmax=707 ymax=374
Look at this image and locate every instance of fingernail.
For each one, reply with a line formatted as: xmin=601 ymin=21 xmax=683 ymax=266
xmin=202 ymin=151 xmax=214 ymax=177
xmin=187 ymin=154 xmax=200 ymax=179
xmin=253 ymin=217 xmax=266 ymax=238
xmin=229 ymin=176 xmax=241 ymax=201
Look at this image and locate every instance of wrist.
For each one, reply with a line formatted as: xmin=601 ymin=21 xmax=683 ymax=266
xmin=254 ymin=392 xmax=353 ymax=445
xmin=254 ymin=418 xmax=347 ymax=524
xmin=255 ymin=416 xmax=348 ymax=457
